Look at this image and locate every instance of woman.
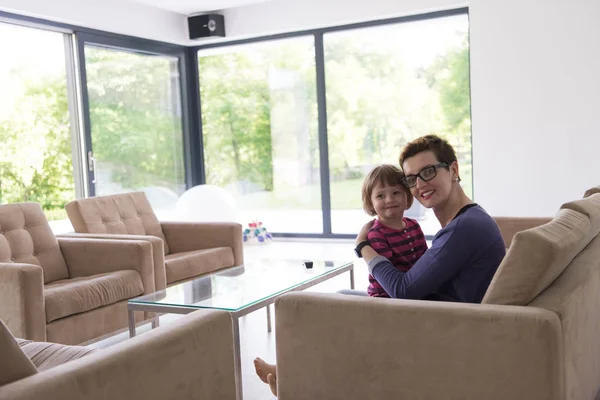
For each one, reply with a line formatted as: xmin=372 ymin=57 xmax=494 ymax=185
xmin=255 ymin=134 xmax=506 ymax=395
xmin=358 ymin=134 xmax=506 ymax=302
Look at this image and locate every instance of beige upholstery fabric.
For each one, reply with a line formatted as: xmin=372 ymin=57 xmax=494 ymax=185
xmin=65 ymin=192 xmax=170 ymax=254
xmin=0 ymin=310 xmax=236 ymax=400
xmin=0 ymin=320 xmax=37 ymax=387
xmin=44 ymin=271 xmax=143 ymax=323
xmin=584 ymin=185 xmax=600 ymax=198
xmin=0 ymin=203 xmax=69 ymax=284
xmin=60 ymin=232 xmax=167 ymax=292
xmin=493 ymin=216 xmax=552 ymax=248
xmin=0 ymin=202 xmax=158 ymax=345
xmin=529 ymin=233 xmax=600 ymax=400
xmin=19 ymin=341 xmax=96 ymax=371
xmin=46 ymin=301 xmax=144 ymax=345
xmin=165 ymin=247 xmax=234 ymax=284
xmin=483 ymin=209 xmax=591 ymax=305
xmin=274 ymin=292 xmax=563 ymax=400
xmin=0 ymin=263 xmax=46 ymax=341
xmin=561 ymin=193 xmax=600 ymax=239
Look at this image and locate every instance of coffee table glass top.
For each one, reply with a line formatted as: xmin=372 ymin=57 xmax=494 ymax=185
xmin=129 ymin=259 xmax=353 ymax=312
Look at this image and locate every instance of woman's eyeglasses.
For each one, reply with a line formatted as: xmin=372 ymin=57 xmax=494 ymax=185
xmin=401 ymin=163 xmax=449 ymax=188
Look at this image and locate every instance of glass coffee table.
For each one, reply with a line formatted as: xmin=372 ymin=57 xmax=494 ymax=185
xmin=127 ymin=259 xmax=354 ymax=400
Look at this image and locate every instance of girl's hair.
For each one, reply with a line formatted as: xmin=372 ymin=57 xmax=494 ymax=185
xmin=361 ymin=164 xmax=414 ymax=216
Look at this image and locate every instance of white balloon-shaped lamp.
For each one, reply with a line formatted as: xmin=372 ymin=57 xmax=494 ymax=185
xmin=175 ymin=185 xmax=237 ymax=222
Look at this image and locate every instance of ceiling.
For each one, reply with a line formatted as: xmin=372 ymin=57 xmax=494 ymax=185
xmin=129 ymin=0 xmax=273 ymax=14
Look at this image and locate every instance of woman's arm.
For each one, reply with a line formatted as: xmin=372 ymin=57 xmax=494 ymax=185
xmin=367 ymin=218 xmax=478 ymax=300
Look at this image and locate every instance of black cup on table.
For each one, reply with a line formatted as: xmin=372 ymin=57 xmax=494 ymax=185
xmin=303 ymin=260 xmax=314 ymax=269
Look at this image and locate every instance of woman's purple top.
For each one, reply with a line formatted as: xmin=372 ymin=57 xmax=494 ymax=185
xmin=368 ymin=204 xmax=506 ymax=303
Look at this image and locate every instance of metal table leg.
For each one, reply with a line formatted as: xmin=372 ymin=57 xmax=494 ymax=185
xmin=232 ymin=316 xmax=243 ymax=400
xmin=266 ymin=304 xmax=272 ymax=332
xmin=350 ymin=267 xmax=355 ymax=289
xmin=128 ymin=309 xmax=136 ymax=338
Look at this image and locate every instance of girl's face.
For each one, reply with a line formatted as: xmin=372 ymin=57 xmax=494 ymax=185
xmin=370 ymin=182 xmax=408 ymax=222
xmin=402 ymin=150 xmax=457 ymax=210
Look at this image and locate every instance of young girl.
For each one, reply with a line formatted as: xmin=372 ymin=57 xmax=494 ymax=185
xmin=360 ymin=164 xmax=428 ymax=297
xmin=254 ymin=164 xmax=430 ymax=397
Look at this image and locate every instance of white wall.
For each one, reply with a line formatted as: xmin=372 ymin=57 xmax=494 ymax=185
xmin=0 ymin=0 xmax=189 ymax=44
xmin=223 ymin=0 xmax=600 ymax=217
xmin=470 ymin=0 xmax=600 ymax=217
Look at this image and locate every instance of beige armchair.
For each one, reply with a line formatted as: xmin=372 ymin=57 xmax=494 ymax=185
xmin=65 ymin=191 xmax=243 ymax=286
xmin=0 ymin=203 xmax=156 ymax=345
xmin=0 ymin=310 xmax=236 ymax=400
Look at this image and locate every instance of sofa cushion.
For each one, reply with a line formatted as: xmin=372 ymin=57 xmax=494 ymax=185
xmin=561 ymin=193 xmax=600 ymax=239
xmin=0 ymin=319 xmax=37 ymax=387
xmin=44 ymin=270 xmax=144 ymax=323
xmin=65 ymin=192 xmax=170 ymax=255
xmin=165 ymin=247 xmax=234 ymax=284
xmin=483 ymin=208 xmax=591 ymax=305
xmin=583 ymin=185 xmax=600 ymax=198
xmin=18 ymin=341 xmax=97 ymax=371
xmin=0 ymin=203 xmax=69 ymax=284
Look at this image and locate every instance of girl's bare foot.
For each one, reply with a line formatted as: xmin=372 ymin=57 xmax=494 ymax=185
xmin=267 ymin=373 xmax=278 ymax=396
xmin=254 ymin=357 xmax=276 ymax=384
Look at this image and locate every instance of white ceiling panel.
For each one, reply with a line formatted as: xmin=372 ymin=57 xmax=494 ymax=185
xmin=129 ymin=0 xmax=273 ymax=14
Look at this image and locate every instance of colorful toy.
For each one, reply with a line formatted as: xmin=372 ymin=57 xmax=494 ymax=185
xmin=243 ymin=220 xmax=273 ymax=244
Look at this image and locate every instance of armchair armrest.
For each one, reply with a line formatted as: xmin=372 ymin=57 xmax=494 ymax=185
xmin=57 ymin=237 xmax=156 ymax=294
xmin=58 ymin=233 xmax=166 ymax=291
xmin=275 ymin=292 xmax=563 ymax=400
xmin=161 ymin=222 xmax=243 ymax=265
xmin=0 ymin=309 xmax=236 ymax=400
xmin=0 ymin=263 xmax=45 ymax=341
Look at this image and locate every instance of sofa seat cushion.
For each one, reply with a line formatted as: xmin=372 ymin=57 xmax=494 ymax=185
xmin=18 ymin=341 xmax=97 ymax=371
xmin=0 ymin=319 xmax=37 ymax=387
xmin=483 ymin=209 xmax=591 ymax=306
xmin=44 ymin=270 xmax=144 ymax=323
xmin=165 ymin=247 xmax=235 ymax=284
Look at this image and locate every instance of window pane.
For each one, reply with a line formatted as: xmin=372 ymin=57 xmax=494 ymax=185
xmin=199 ymin=37 xmax=321 ymax=233
xmin=0 ymin=23 xmax=75 ymax=221
xmin=325 ymin=14 xmax=472 ymax=236
xmin=85 ymin=46 xmax=185 ymax=216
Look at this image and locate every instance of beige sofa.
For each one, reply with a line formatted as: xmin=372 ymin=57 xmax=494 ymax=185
xmin=274 ymin=187 xmax=600 ymax=400
xmin=0 ymin=203 xmax=156 ymax=345
xmin=65 ymin=191 xmax=243 ymax=286
xmin=0 ymin=310 xmax=236 ymax=400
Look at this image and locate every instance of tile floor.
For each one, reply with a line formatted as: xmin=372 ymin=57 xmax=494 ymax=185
xmin=88 ymin=239 xmax=369 ymax=400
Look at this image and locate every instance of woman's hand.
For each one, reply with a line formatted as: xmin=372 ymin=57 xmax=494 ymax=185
xmin=356 ymin=219 xmax=375 ymax=245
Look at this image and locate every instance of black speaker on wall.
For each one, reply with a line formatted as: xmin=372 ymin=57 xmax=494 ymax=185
xmin=188 ymin=14 xmax=225 ymax=39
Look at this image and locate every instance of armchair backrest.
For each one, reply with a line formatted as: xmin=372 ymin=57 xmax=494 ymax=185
xmin=0 ymin=203 xmax=69 ymax=284
xmin=65 ymin=192 xmax=169 ymax=254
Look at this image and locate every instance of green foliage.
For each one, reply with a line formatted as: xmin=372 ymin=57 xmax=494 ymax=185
xmin=0 ymin=76 xmax=74 ymax=211
xmin=423 ymin=38 xmax=473 ymax=198
xmin=86 ymin=47 xmax=185 ymax=192
xmin=199 ymin=52 xmax=275 ymax=191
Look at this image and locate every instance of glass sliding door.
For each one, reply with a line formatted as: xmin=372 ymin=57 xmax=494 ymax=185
xmin=84 ymin=45 xmax=186 ymax=217
xmin=0 ymin=22 xmax=76 ymax=221
xmin=198 ymin=37 xmax=321 ymax=233
xmin=324 ymin=14 xmax=472 ymax=236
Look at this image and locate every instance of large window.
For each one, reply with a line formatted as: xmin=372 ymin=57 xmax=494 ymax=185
xmin=0 ymin=23 xmax=75 ymax=221
xmin=84 ymin=45 xmax=186 ymax=216
xmin=198 ymin=37 xmax=321 ymax=233
xmin=325 ymin=14 xmax=471 ymax=235
xmin=197 ymin=11 xmax=471 ymax=237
